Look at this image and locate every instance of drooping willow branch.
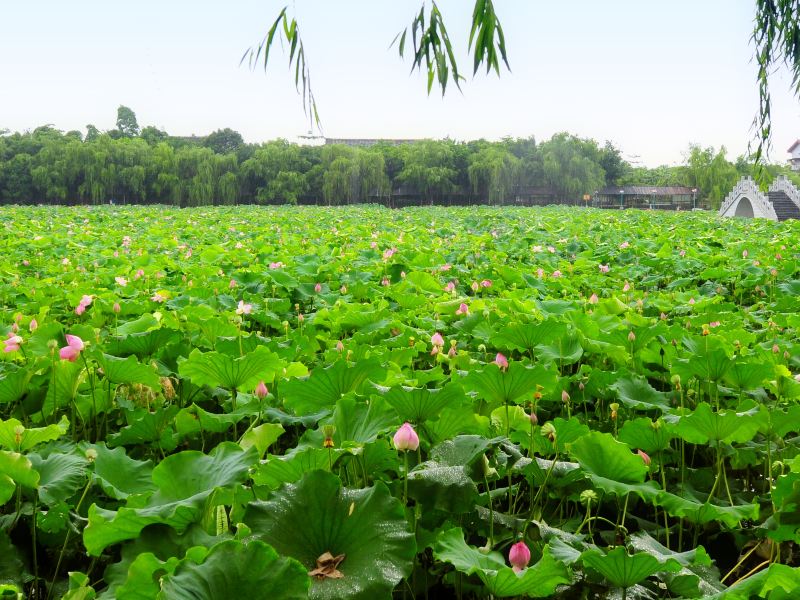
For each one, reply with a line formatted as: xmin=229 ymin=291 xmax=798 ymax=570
xmin=751 ymin=0 xmax=800 ymax=178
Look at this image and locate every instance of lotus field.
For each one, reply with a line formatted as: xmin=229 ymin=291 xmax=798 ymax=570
xmin=2 ymin=205 xmax=800 ymax=599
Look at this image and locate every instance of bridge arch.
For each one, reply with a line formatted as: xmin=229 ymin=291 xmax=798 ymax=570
xmin=734 ymin=197 xmax=754 ymax=218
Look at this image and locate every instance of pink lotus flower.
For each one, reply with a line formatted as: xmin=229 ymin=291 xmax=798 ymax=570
xmin=709 ymin=321 xmax=721 ymax=328
xmin=623 ymin=281 xmax=631 ymax=292
xmin=3 ymin=334 xmax=23 ymax=353
xmin=536 ymin=268 xmax=544 ymax=278
xmin=679 ymin=249 xmax=686 ymax=257
xmin=113 ymin=302 xmax=121 ymax=314
xmin=370 ymin=241 xmax=378 ymax=249
xmin=229 ymin=279 xmax=236 ymax=289
xmin=314 ymin=283 xmax=322 ymax=293
xmin=135 ymin=269 xmax=145 ymax=279
xmin=471 ymin=281 xmax=479 ymax=292
xmin=440 ymin=263 xmax=452 ymax=272
xmin=382 ymin=248 xmax=396 ymax=260
xmin=236 ymin=300 xmax=252 ymax=315
xmin=532 ymin=245 xmax=542 ymax=253
xmin=22 ymin=259 xmax=30 ymax=266
xmin=151 ymin=292 xmax=166 ymax=303
xmin=551 ymin=270 xmax=562 ymax=278
xmin=509 ymin=541 xmax=531 ymax=572
xmin=75 ymin=304 xmax=86 ymax=316
xmin=495 ymin=353 xmax=509 ymax=371
xmin=688 ymin=297 xmax=695 ymax=305
xmin=393 ymin=422 xmax=420 ymax=452
xmin=480 ymin=279 xmax=492 ymax=288
xmin=59 ymin=335 xmax=84 ymax=361
xmin=588 ymin=293 xmax=599 ymax=304
xmin=269 ymin=262 xmax=284 ymax=269
xmin=619 ymin=241 xmax=630 ymax=249
xmin=381 ymin=277 xmax=390 ymax=286
xmin=547 ymin=246 xmax=556 ymax=253
xmin=598 ymin=264 xmax=609 ymax=273
xmin=431 ymin=332 xmax=445 ymax=348
xmin=29 ymin=319 xmax=38 ymax=332
xmin=455 ymin=302 xmax=469 ymax=316
xmin=255 ymin=381 xmax=269 ymax=400
xmin=637 ymin=449 xmax=651 ymax=466
xmin=115 ymin=277 xmax=128 ymax=287
xmin=444 ymin=281 xmax=456 ymax=293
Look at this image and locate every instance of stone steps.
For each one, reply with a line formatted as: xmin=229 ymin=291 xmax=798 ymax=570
xmin=768 ymin=191 xmax=800 ymax=221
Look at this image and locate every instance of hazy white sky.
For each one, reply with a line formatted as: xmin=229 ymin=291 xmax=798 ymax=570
xmin=1 ymin=1 xmax=799 ymax=166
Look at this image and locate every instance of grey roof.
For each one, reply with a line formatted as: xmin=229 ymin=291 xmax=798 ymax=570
xmin=597 ymin=186 xmax=694 ymax=196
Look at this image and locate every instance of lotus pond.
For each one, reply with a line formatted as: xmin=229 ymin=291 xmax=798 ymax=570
xmin=1 ymin=205 xmax=800 ymax=599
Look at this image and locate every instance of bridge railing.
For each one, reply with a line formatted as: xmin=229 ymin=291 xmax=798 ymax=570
xmin=719 ymin=176 xmax=776 ymax=220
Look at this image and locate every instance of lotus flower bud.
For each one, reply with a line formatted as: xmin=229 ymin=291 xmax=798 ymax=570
xmin=529 ymin=411 xmax=538 ymax=425
xmin=315 ymin=283 xmax=322 ymax=293
xmin=561 ymin=390 xmax=570 ymax=404
xmin=508 ymin=541 xmax=531 ymax=572
xmin=637 ymin=449 xmax=651 ymax=466
xmin=495 ymin=353 xmax=509 ymax=371
xmin=628 ymin=331 xmax=636 ymax=342
xmin=393 ymin=422 xmax=419 ymax=452
xmin=255 ymin=381 xmax=268 ymax=400
xmin=29 ymin=319 xmax=38 ymax=332
xmin=336 ymin=340 xmax=344 ymax=353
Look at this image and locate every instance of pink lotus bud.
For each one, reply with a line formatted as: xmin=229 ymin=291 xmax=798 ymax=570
xmin=637 ymin=449 xmax=651 ymax=466
xmin=381 ymin=277 xmax=390 ymax=287
xmin=22 ymin=259 xmax=30 ymax=266
xmin=742 ymin=250 xmax=748 ymax=258
xmin=551 ymin=270 xmax=562 ymax=278
xmin=508 ymin=541 xmax=531 ymax=572
xmin=471 ymin=281 xmax=479 ymax=292
xmin=628 ymin=330 xmax=636 ymax=342
xmin=113 ymin=302 xmax=121 ymax=314
xmin=29 ymin=319 xmax=38 ymax=332
xmin=255 ymin=381 xmax=268 ymax=400
xmin=336 ymin=340 xmax=344 ymax=352
xmin=619 ymin=241 xmax=630 ymax=249
xmin=135 ymin=269 xmax=145 ymax=278
xmin=578 ymin=381 xmax=585 ymax=391
xmin=393 ymin=422 xmax=420 ymax=452
xmin=561 ymin=390 xmax=570 ymax=404
xmin=229 ymin=279 xmax=236 ymax=289
xmin=444 ymin=281 xmax=456 ymax=293
xmin=480 ymin=279 xmax=492 ymax=288
xmin=529 ymin=411 xmax=538 ymax=425
xmin=314 ymin=283 xmax=322 ymax=293
xmin=59 ymin=345 xmax=80 ymax=361
xmin=495 ymin=353 xmax=509 ymax=371
xmin=298 ymin=313 xmax=305 ymax=323
xmin=598 ymin=264 xmax=609 ymax=273
xmin=401 ymin=271 xmax=406 ymax=279
xmin=448 ymin=344 xmax=457 ymax=358
xmin=340 ymin=285 xmax=347 ymax=294
xmin=75 ymin=304 xmax=86 ymax=316
xmin=431 ymin=332 xmax=445 ymax=348
xmin=536 ymin=268 xmax=544 ymax=278
xmin=623 ymin=281 xmax=631 ymax=292
xmin=773 ymin=344 xmax=780 ymax=354
xmin=588 ymin=293 xmax=598 ymax=304
xmin=456 ymin=302 xmax=469 ymax=316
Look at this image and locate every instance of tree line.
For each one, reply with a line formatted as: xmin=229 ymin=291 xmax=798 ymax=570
xmin=1 ymin=106 xmax=796 ymax=208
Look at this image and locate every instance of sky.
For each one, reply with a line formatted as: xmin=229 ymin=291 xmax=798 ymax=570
xmin=1 ymin=0 xmax=799 ymax=167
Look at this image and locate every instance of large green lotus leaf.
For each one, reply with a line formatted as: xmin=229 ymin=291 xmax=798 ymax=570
xmin=618 ymin=418 xmax=675 ymax=455
xmin=28 ymin=451 xmax=88 ymax=506
xmin=85 ymin=443 xmax=155 ymax=500
xmin=157 ymin=540 xmax=309 ymax=600
xmin=426 ymin=406 xmax=489 ymax=443
xmin=246 ymin=470 xmax=415 ymax=600
xmin=723 ymin=359 xmax=774 ymax=391
xmin=405 ymin=271 xmax=443 ymax=294
xmin=114 ymin=551 xmax=183 ymax=600
xmin=0 ymin=415 xmax=69 ymax=451
xmin=239 ymin=423 xmax=284 ymax=458
xmin=673 ymin=342 xmax=732 ymax=383
xmin=535 ymin=334 xmax=584 ymax=366
xmin=569 ymin=432 xmax=656 ymax=498
xmin=706 ymin=563 xmax=800 ymax=599
xmin=43 ymin=359 xmax=84 ymax=417
xmin=281 ymin=358 xmax=385 ymax=416
xmin=629 ymin=532 xmax=721 ymax=598
xmin=96 ymin=353 xmax=161 ymax=389
xmin=382 ymin=383 xmax=466 ymax=423
xmin=491 ymin=320 xmax=568 ymax=353
xmin=107 ymin=328 xmax=181 ymax=359
xmin=674 ymin=402 xmax=764 ymax=445
xmin=0 ymin=450 xmax=39 ymax=504
xmin=116 ymin=314 xmax=160 ymax=336
xmin=581 ymin=546 xmax=681 ymax=589
xmin=610 ymin=375 xmax=671 ymax=413
xmin=178 ymin=346 xmax=283 ymax=391
xmin=433 ymin=528 xmax=571 ymax=598
xmin=107 ymin=406 xmax=179 ymax=450
xmin=531 ymin=417 xmax=591 ymax=456
xmin=83 ymin=443 xmax=258 ymax=555
xmin=331 ymin=395 xmax=396 ymax=445
xmin=25 ymin=321 xmax=64 ymax=357
xmin=252 ymin=447 xmax=347 ymax=490
xmin=174 ymin=403 xmax=243 ymax=438
xmin=407 ymin=436 xmax=491 ymax=513
xmin=464 ymin=363 xmax=548 ymax=407
xmin=0 ymin=366 xmax=32 ymax=405
xmin=656 ymin=489 xmax=758 ymax=527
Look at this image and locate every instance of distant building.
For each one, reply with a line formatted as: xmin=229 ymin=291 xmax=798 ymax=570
xmin=594 ymin=186 xmax=696 ymax=210
xmin=788 ymin=140 xmax=800 ymax=171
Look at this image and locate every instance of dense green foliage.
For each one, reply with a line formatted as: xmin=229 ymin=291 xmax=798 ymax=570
xmin=2 ymin=205 xmax=800 ymax=598
xmin=2 ymin=116 xmax=798 ymax=207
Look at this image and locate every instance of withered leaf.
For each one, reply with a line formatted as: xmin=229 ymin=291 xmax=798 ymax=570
xmin=308 ymin=551 xmax=346 ymax=579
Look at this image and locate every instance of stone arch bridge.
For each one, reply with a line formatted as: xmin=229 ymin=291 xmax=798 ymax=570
xmin=719 ymin=175 xmax=800 ymax=221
